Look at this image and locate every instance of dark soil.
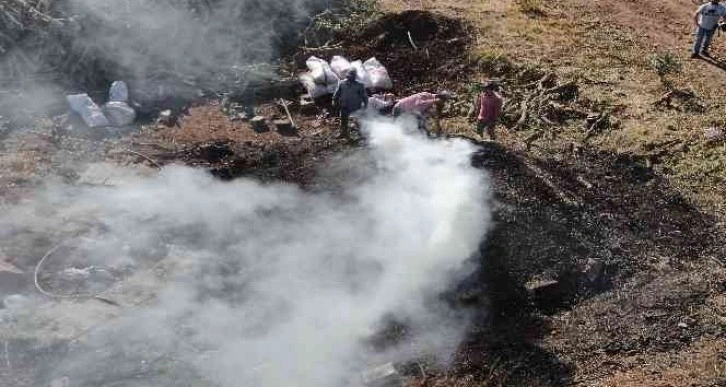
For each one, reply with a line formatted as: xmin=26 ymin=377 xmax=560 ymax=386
xmin=300 ymin=10 xmax=472 ymax=93
xmin=414 ymin=140 xmax=724 ymax=386
xmin=3 ymin=8 xmax=725 ymax=387
xmin=125 ymin=124 xmax=723 ymax=387
xmin=118 ymin=10 xmax=725 ymax=384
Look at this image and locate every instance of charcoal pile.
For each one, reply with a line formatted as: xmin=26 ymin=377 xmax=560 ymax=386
xmin=347 ymin=10 xmax=472 ymax=90
xmin=300 ymin=10 xmax=472 ymax=93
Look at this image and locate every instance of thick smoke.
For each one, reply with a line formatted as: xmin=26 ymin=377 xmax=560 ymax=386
xmin=0 ymin=0 xmax=329 ymax=118
xmin=0 ymin=120 xmax=491 ymax=386
xmin=58 ymin=0 xmax=321 ymax=81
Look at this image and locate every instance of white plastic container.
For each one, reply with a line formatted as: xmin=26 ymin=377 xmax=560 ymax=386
xmin=66 ymin=94 xmax=110 ymax=128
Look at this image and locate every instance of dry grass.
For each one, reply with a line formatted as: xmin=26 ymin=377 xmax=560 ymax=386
xmin=374 ymin=0 xmax=726 ymax=385
xmin=515 ymin=0 xmax=546 ymax=17
xmin=380 ymin=0 xmax=726 ymax=220
xmin=603 ymin=337 xmax=726 ymax=386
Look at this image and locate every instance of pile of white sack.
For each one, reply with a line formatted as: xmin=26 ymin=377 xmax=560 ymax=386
xmin=300 ymin=55 xmax=393 ymax=99
xmin=66 ymin=81 xmax=137 ymax=128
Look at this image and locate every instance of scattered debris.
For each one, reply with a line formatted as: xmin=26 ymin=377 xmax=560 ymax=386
xmin=108 ymin=81 xmax=129 ymax=103
xmin=406 ymin=30 xmax=419 ymax=50
xmin=654 ymin=88 xmax=704 ymax=112
xmin=274 ymin=119 xmax=296 ymax=136
xmin=584 ymin=112 xmax=610 ymax=134
xmin=124 ymin=150 xmax=162 ymax=170
xmin=66 ymin=94 xmax=110 ymax=128
xmin=251 ymin=116 xmax=269 ymax=133
xmin=102 ymin=80 xmax=136 ymax=126
xmin=0 ymin=258 xmax=22 ymax=274
xmin=102 ymin=102 xmax=136 ymax=127
xmin=361 ymin=362 xmax=404 ymax=387
xmin=278 ymin=99 xmax=297 ymax=130
xmin=526 ymin=278 xmax=576 ymax=312
xmin=156 ymin=109 xmax=177 ymax=127
xmin=298 ymin=96 xmax=317 ymax=115
xmin=66 ymin=81 xmax=137 ymax=128
xmin=704 ymin=127 xmax=724 ymax=143
xmin=2 ymin=294 xmax=30 ymax=310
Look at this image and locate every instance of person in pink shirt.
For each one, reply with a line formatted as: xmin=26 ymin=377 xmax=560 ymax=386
xmin=474 ymin=81 xmax=503 ymax=140
xmin=393 ymin=92 xmax=439 ymax=117
xmin=393 ymin=91 xmax=454 ymax=135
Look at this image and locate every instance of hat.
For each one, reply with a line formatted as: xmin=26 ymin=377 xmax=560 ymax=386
xmin=482 ymin=81 xmax=497 ymax=90
xmin=436 ymin=90 xmax=456 ymax=100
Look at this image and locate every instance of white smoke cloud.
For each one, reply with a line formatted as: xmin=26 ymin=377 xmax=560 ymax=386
xmin=0 ymin=0 xmax=328 ymax=118
xmin=61 ymin=0 xmax=307 ymax=80
xmin=1 ymin=120 xmax=491 ymax=386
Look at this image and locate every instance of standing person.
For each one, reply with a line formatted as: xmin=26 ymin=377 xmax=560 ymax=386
xmin=474 ymin=81 xmax=503 ymax=141
xmin=692 ymin=0 xmax=726 ymax=58
xmin=332 ymin=69 xmax=368 ymax=139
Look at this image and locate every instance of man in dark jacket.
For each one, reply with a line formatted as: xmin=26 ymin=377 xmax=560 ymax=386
xmin=332 ymin=69 xmax=368 ymax=139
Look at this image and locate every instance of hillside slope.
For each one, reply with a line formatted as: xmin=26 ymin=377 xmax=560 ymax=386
xmin=376 ymin=0 xmax=726 ymax=386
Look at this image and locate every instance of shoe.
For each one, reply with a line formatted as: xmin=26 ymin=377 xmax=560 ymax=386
xmin=702 ymin=51 xmax=712 ymax=57
xmin=691 ymin=52 xmax=701 ymax=59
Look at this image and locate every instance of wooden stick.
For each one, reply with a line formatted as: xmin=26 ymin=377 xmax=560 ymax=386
xmin=33 ymin=242 xmax=63 ymax=298
xmin=407 ymin=31 xmax=419 ymax=50
xmin=125 ymin=149 xmax=162 ymax=170
xmin=278 ymin=99 xmax=296 ymax=129
xmin=34 ymin=240 xmax=122 ymax=306
xmin=513 ymin=94 xmax=532 ymax=130
xmin=543 ymin=81 xmax=577 ymax=95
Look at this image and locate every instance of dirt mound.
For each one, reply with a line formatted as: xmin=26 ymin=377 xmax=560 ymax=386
xmin=300 ymin=10 xmax=472 ymax=93
xmin=358 ymin=10 xmax=456 ymax=47
xmin=350 ymin=11 xmax=471 ymax=91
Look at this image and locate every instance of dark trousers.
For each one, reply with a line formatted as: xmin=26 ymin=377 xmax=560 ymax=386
xmin=340 ymin=108 xmax=353 ymax=138
xmin=477 ymin=120 xmax=497 ymax=140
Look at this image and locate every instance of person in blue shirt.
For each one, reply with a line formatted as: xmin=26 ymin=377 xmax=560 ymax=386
xmin=692 ymin=0 xmax=726 ymax=58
